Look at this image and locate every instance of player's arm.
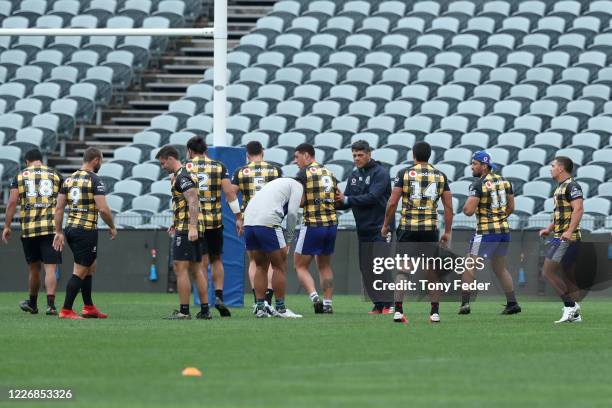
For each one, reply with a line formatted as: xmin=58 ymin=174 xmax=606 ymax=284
xmin=440 ymin=190 xmax=453 ymax=247
xmin=285 ymin=182 xmax=304 ymax=243
xmin=563 ymin=198 xmax=584 ymax=241
xmin=52 ymin=192 xmax=67 ymax=251
xmin=463 ymin=181 xmax=482 ymax=216
xmin=2 ymin=187 xmax=19 ymax=243
xmin=183 ymin=187 xmax=200 ymax=241
xmin=94 ymin=195 xmax=117 ymax=239
xmin=505 ymin=193 xmax=515 ymax=216
xmin=382 ymin=187 xmax=402 ymax=237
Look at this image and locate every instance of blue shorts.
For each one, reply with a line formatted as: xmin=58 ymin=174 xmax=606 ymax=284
xmin=295 ymin=225 xmax=337 ymax=256
xmin=469 ymin=233 xmax=511 ymax=258
xmin=546 ymin=238 xmax=580 ymax=267
xmin=244 ymin=226 xmax=286 ymax=253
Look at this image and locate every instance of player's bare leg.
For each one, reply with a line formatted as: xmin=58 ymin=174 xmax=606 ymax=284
xmin=190 ymin=261 xmax=211 ymax=319
xmin=41 ymin=263 xmax=58 ymax=314
xmin=294 ymin=252 xmax=323 ymax=313
xmin=316 ymin=254 xmax=334 ymax=313
xmin=543 ymin=259 xmax=582 ymax=323
xmin=426 ymin=267 xmax=441 ymax=322
xmin=459 ymin=257 xmax=477 ymax=314
xmin=491 ymin=256 xmax=521 ymax=314
xmin=20 ymin=262 xmax=42 ymax=314
xmin=171 ymin=260 xmax=192 ymax=319
xmin=207 ymin=254 xmax=231 ymax=317
xmin=247 ymin=256 xmax=274 ymax=305
xmin=251 ymin=250 xmax=270 ymax=318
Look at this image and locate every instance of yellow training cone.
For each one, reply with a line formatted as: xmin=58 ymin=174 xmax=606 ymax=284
xmin=182 ymin=367 xmax=202 ymax=377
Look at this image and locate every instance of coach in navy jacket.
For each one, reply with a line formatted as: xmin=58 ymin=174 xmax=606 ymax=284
xmin=336 ymin=140 xmax=393 ymax=312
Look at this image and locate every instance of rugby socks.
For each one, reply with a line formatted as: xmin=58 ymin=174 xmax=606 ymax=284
xmin=63 ymin=275 xmax=83 ymax=310
xmin=461 ymin=291 xmax=471 ymax=306
xmin=180 ymin=304 xmax=190 ymax=315
xmin=200 ymin=303 xmax=209 ymax=314
xmin=215 ymin=289 xmax=224 ymax=302
xmin=265 ymin=289 xmax=274 ymax=305
xmin=394 ymin=302 xmax=404 ymax=313
xmin=256 ymin=298 xmax=265 ymax=310
xmin=309 ymin=292 xmax=319 ymax=302
xmin=323 ymin=299 xmax=332 ymax=306
xmin=81 ymin=276 xmax=93 ymax=306
xmin=430 ymin=302 xmax=439 ymax=315
xmin=47 ymin=295 xmax=55 ymax=308
xmin=29 ymin=294 xmax=37 ymax=309
xmin=561 ymin=294 xmax=575 ymax=308
xmin=275 ymin=298 xmax=285 ymax=311
xmin=505 ymin=291 xmax=517 ymax=307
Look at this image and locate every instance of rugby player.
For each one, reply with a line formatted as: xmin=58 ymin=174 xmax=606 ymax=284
xmin=460 ymin=151 xmax=521 ymax=315
xmin=157 ymin=145 xmax=211 ymax=320
xmin=232 ymin=141 xmax=282 ymax=307
xmin=2 ymin=149 xmax=62 ymax=315
xmin=186 ymin=136 xmax=243 ymax=317
xmin=52 ymin=148 xmax=116 ymax=319
xmin=244 ymin=177 xmax=303 ymax=318
xmin=539 ymin=156 xmax=584 ymax=323
xmin=381 ymin=142 xmax=453 ymax=323
xmin=293 ymin=143 xmax=339 ymax=314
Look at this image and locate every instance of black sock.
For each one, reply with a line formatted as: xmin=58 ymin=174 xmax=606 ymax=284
xmin=63 ymin=275 xmax=83 ymax=310
xmin=461 ymin=291 xmax=471 ymax=306
xmin=47 ymin=295 xmax=55 ymax=308
xmin=215 ymin=289 xmax=223 ymax=302
xmin=252 ymin=289 xmax=256 ymax=303
xmin=180 ymin=304 xmax=190 ymax=315
xmin=265 ymin=288 xmax=273 ymax=304
xmin=505 ymin=291 xmax=517 ymax=306
xmin=200 ymin=303 xmax=209 ymax=314
xmin=431 ymin=302 xmax=439 ymax=315
xmin=394 ymin=302 xmax=403 ymax=313
xmin=29 ymin=294 xmax=38 ymax=309
xmin=81 ymin=275 xmax=93 ymax=306
xmin=561 ymin=294 xmax=575 ymax=308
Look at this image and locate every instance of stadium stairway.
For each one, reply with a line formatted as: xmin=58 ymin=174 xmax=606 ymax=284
xmin=46 ymin=0 xmax=275 ymax=175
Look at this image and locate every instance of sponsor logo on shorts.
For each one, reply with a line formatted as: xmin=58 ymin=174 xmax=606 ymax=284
xmin=92 ymin=246 xmax=97 ymax=253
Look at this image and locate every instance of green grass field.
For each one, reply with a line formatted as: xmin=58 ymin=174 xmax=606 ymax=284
xmin=1 ymin=293 xmax=611 ymax=408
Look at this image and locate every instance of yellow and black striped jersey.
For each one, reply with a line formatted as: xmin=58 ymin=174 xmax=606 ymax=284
xmin=10 ymin=165 xmax=63 ymax=238
xmin=186 ymin=156 xmax=229 ymax=230
xmin=469 ymin=172 xmax=513 ymax=234
xmin=171 ymin=166 xmax=205 ymax=234
xmin=393 ymin=163 xmax=450 ymax=231
xmin=61 ymin=170 xmax=106 ymax=230
xmin=232 ymin=160 xmax=282 ymax=211
xmin=552 ymin=177 xmax=583 ymax=241
xmin=295 ymin=162 xmax=338 ymax=227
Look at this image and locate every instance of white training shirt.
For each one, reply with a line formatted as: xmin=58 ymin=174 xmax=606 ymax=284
xmin=244 ymin=178 xmax=304 ymax=242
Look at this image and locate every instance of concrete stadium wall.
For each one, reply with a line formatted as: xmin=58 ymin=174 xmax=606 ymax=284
xmin=1 ymin=230 xmax=610 ymax=299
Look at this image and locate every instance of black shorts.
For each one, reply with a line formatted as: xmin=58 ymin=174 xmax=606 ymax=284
xmin=396 ymin=229 xmax=440 ymax=258
xmin=396 ymin=229 xmax=440 ymax=243
xmin=202 ymin=226 xmax=223 ymax=256
xmin=21 ymin=234 xmax=62 ymax=265
xmin=173 ymin=233 xmax=203 ymax=263
xmin=65 ymin=227 xmax=98 ymax=267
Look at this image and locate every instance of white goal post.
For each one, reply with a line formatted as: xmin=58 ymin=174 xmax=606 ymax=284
xmin=0 ymin=0 xmax=229 ymax=147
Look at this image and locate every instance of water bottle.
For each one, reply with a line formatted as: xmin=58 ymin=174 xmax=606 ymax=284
xmin=518 ymin=267 xmax=526 ymax=287
xmin=148 ymin=249 xmax=158 ymax=282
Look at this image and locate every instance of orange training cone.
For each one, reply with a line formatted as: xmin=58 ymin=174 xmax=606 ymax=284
xmin=182 ymin=367 xmax=202 ymax=377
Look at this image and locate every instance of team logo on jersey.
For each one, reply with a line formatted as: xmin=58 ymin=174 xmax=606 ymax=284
xmin=243 ymin=167 xmax=251 ymax=175
xmin=409 ymin=170 xmax=417 ymax=178
xmin=365 ymin=176 xmax=371 ymax=185
xmin=351 ymin=177 xmax=357 ymax=185
xmin=22 ymin=171 xmax=30 ymax=177
xmin=65 ymin=178 xmax=72 ymax=184
xmin=485 ymin=181 xmax=493 ymax=189
xmin=185 ymin=162 xmax=194 ymax=171
xmin=309 ymin=167 xmax=318 ymax=174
